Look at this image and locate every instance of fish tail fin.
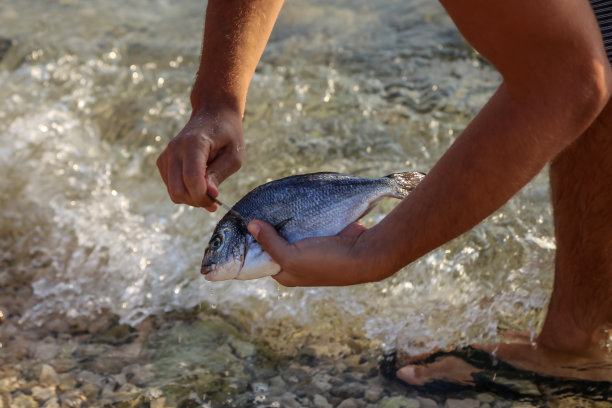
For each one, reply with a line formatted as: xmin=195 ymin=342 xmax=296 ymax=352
xmin=386 ymin=171 xmax=426 ymax=198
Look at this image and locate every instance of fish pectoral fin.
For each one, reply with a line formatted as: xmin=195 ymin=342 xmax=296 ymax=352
xmin=274 ymin=218 xmax=293 ymax=234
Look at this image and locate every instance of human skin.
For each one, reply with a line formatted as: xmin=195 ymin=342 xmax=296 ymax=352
xmin=158 ymin=0 xmax=612 ymax=381
xmin=245 ymin=0 xmax=612 ymax=381
xmin=250 ymin=0 xmax=612 ymax=287
xmin=156 ymin=0 xmax=284 ymax=210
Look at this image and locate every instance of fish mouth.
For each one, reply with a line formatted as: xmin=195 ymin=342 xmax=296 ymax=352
xmin=201 ymin=261 xmax=216 ymax=275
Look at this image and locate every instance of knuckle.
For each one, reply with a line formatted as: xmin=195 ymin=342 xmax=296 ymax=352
xmin=168 ymin=189 xmax=188 ymax=204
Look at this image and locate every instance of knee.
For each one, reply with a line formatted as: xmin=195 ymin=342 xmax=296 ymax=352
xmin=572 ymin=58 xmax=612 ymax=120
xmin=512 ymin=57 xmax=612 ymax=146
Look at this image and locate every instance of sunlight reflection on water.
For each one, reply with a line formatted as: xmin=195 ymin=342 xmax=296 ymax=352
xmin=1 ymin=0 xmax=555 ymax=356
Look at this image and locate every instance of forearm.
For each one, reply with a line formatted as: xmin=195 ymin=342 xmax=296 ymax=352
xmin=191 ymin=0 xmax=284 ymax=116
xmin=359 ymin=81 xmax=605 ymax=281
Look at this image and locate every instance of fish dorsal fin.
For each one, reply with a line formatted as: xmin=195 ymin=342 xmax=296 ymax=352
xmin=274 ymin=218 xmax=293 ymax=234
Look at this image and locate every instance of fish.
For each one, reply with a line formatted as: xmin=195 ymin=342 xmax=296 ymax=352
xmin=201 ymin=171 xmax=425 ymax=281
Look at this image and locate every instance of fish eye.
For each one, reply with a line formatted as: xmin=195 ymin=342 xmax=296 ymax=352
xmin=210 ymin=236 xmax=223 ymax=249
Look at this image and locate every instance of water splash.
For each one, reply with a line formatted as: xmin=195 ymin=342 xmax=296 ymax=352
xmin=1 ymin=0 xmax=554 ymax=356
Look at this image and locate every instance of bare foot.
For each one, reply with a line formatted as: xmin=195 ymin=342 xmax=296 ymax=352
xmin=397 ymin=332 xmax=612 ymax=385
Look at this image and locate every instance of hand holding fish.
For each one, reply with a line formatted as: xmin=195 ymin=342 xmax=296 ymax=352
xmin=201 ymin=172 xmax=425 ymax=282
xmin=156 ymin=108 xmax=244 ymax=210
xmin=247 ymin=220 xmax=380 ymax=287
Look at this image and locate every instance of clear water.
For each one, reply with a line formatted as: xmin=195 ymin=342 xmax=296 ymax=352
xmin=1 ymin=0 xmax=557 ymax=358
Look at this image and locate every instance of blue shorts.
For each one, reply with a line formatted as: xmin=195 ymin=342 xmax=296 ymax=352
xmin=590 ymin=0 xmax=612 ymax=63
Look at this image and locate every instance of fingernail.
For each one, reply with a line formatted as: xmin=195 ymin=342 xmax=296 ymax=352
xmin=247 ymin=221 xmax=261 ymax=238
xmin=207 ymin=172 xmax=219 ymax=189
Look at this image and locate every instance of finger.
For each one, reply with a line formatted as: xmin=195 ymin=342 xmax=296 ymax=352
xmin=272 ymin=271 xmax=299 ymax=287
xmin=205 ymin=148 xmax=243 ymax=195
xmin=338 ymin=222 xmax=368 ymax=239
xmin=167 ymin=158 xmax=189 ymax=204
xmin=182 ymin=148 xmax=212 ymax=207
xmin=156 ymin=151 xmax=168 ymax=186
xmin=247 ymin=220 xmax=292 ymax=264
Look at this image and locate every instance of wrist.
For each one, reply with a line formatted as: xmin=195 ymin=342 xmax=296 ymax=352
xmin=190 ymin=78 xmax=245 ymax=119
xmin=351 ymin=229 xmax=399 ymax=284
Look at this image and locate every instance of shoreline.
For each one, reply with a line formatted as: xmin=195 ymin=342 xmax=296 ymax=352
xmin=1 ymin=281 xmax=606 ymax=407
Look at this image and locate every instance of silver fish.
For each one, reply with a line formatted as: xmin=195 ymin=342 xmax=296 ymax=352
xmin=201 ymin=171 xmax=425 ymax=281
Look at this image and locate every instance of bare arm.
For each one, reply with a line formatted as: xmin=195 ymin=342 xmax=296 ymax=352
xmin=249 ymin=0 xmax=612 ymax=286
xmin=157 ymin=0 xmax=284 ymax=209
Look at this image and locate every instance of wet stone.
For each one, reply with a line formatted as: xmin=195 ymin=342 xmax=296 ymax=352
xmin=58 ymin=372 xmax=78 ymax=391
xmin=445 ymin=399 xmax=479 ymax=408
xmin=41 ymin=398 xmax=60 ymax=408
xmin=0 ymin=376 xmax=21 ymax=393
xmin=59 ymin=389 xmax=87 ymax=407
xmin=331 ymin=381 xmax=366 ymax=399
xmin=76 ymin=370 xmax=102 ymax=385
xmin=279 ymin=391 xmax=301 ymax=408
xmin=417 ymin=397 xmax=440 ymax=408
xmin=378 ymin=396 xmax=421 ymax=408
xmin=337 ymin=397 xmax=362 ymax=408
xmin=282 ymin=364 xmax=311 ymax=383
xmin=52 ymin=358 xmax=76 ymax=373
xmin=80 ymin=383 xmax=101 ymax=398
xmin=38 ymin=364 xmax=60 ymax=386
xmin=313 ymin=393 xmax=333 ymax=408
xmin=477 ymin=393 xmax=496 ymax=404
xmin=31 ymin=385 xmax=56 ymax=401
xmin=309 ymin=372 xmax=333 ymax=393
xmin=364 ymin=385 xmax=383 ymax=403
xmin=12 ymin=393 xmax=37 ymax=408
xmin=32 ymin=340 xmax=60 ymax=361
xmin=228 ymin=337 xmax=257 ymax=358
xmin=267 ymin=375 xmax=286 ymax=389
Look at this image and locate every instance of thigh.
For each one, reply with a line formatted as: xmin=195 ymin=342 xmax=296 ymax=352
xmin=439 ymin=0 xmax=609 ymax=86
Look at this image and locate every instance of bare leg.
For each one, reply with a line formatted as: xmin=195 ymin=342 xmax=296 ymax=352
xmin=396 ymin=0 xmax=612 ymax=385
xmin=397 ymin=99 xmax=612 ymax=385
xmin=539 ymin=97 xmax=612 ymax=354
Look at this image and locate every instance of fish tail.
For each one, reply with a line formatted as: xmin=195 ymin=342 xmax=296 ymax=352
xmin=385 ymin=171 xmax=426 ymax=198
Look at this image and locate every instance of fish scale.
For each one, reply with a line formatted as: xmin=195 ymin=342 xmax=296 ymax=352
xmin=202 ymin=171 xmax=425 ymax=281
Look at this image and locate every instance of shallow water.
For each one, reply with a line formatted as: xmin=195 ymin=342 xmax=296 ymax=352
xmin=1 ymin=0 xmax=604 ymax=405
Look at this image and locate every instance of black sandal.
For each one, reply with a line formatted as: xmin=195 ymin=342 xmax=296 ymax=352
xmin=379 ymin=346 xmax=612 ymax=402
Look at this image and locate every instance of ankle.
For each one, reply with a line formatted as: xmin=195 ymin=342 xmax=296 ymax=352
xmin=537 ymin=316 xmax=595 ymax=354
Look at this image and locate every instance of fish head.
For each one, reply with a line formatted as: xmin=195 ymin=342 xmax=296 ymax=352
xmin=201 ymin=217 xmax=248 ymax=281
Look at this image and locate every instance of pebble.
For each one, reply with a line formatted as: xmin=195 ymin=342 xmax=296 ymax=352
xmin=32 ymin=340 xmax=60 ymax=361
xmin=0 ymin=297 xmax=552 ymax=408
xmin=41 ymin=398 xmax=60 ymax=408
xmin=283 ymin=364 xmax=311 ymax=383
xmin=279 ymin=391 xmax=301 ymax=408
xmin=378 ymin=396 xmax=421 ymax=408
xmin=38 ymin=364 xmax=60 ymax=386
xmin=12 ymin=393 xmax=37 ymax=408
xmin=30 ymin=385 xmax=56 ymax=401
xmin=445 ymin=398 xmax=479 ymax=408
xmin=313 ymin=393 xmax=333 ymax=408
xmin=417 ymin=397 xmax=439 ymax=408
xmin=337 ymin=397 xmax=362 ymax=408
xmin=80 ymin=383 xmax=101 ymax=399
xmin=331 ymin=381 xmax=366 ymax=399
xmin=364 ymin=385 xmax=383 ymax=403
xmin=477 ymin=393 xmax=496 ymax=404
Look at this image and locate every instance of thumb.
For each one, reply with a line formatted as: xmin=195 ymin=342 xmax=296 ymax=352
xmin=206 ymin=149 xmax=243 ymax=196
xmin=247 ymin=220 xmax=292 ymax=263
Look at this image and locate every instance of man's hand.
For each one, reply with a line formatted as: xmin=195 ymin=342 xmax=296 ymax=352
xmin=156 ymin=108 xmax=244 ymax=210
xmin=247 ymin=220 xmax=388 ymax=286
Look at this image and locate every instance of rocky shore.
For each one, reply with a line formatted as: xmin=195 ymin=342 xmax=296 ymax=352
xmin=0 ymin=269 xmax=608 ymax=408
xmin=1 ymin=282 xmax=609 ymax=408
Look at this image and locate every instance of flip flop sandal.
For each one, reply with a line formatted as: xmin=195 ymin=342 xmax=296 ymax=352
xmin=379 ymin=346 xmax=612 ymax=402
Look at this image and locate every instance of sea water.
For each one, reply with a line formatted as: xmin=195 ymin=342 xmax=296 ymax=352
xmin=1 ymin=0 xmax=556 ymax=359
